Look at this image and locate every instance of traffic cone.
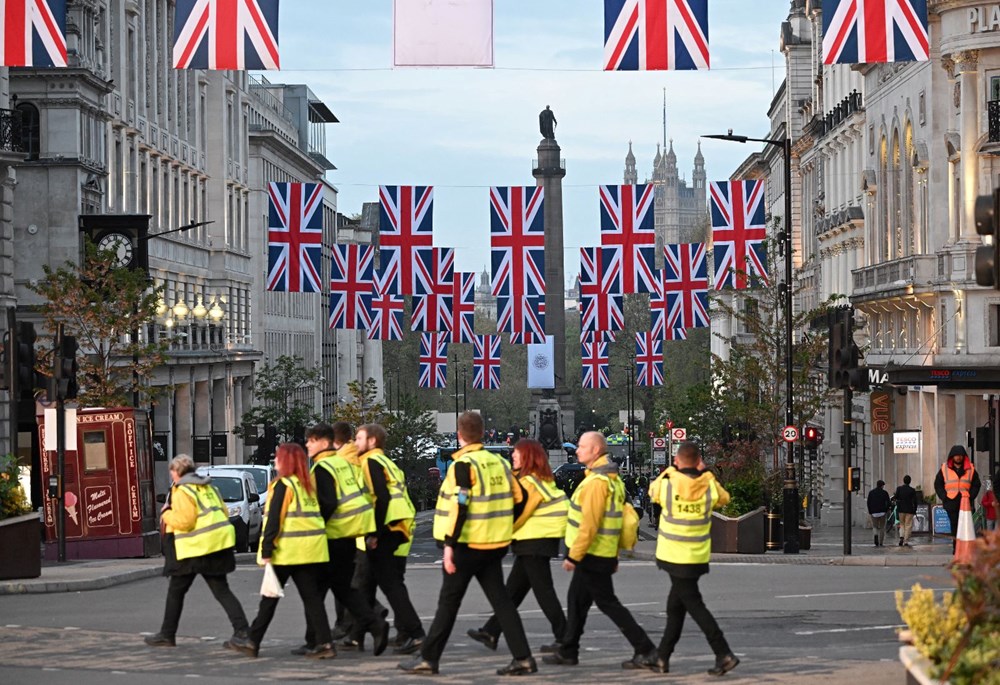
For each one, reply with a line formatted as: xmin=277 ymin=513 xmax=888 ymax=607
xmin=954 ymin=494 xmax=976 ymax=564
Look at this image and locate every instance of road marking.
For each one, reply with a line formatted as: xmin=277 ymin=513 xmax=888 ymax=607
xmin=795 ymin=624 xmax=904 ymax=636
xmin=5 ymin=624 xmax=20 ymax=628
xmin=419 ymin=601 xmax=660 ymax=622
xmin=776 ymin=588 xmax=949 ymax=599
xmin=63 ymin=626 xmax=80 ymax=630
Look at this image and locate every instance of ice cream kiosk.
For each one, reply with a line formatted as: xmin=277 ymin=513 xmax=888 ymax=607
xmin=37 ymin=407 xmax=159 ymax=559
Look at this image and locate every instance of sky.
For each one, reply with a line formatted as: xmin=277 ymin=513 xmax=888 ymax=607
xmin=275 ymin=0 xmax=792 ymax=283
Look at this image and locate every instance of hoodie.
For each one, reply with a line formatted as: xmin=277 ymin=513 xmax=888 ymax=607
xmin=651 ymin=466 xmax=730 ymax=578
xmin=161 ymin=472 xmax=214 ymax=534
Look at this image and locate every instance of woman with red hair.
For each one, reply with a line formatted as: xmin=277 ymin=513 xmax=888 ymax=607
xmin=226 ymin=443 xmax=334 ymax=659
xmin=468 ymin=438 xmax=568 ymax=652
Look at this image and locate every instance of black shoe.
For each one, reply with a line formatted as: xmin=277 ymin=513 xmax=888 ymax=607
xmin=497 ymin=656 xmax=537 ymax=676
xmin=467 ymin=628 xmax=499 ymax=651
xmin=289 ymin=643 xmax=312 ymax=656
xmin=224 ymin=635 xmax=258 ymax=658
xmin=539 ymin=642 xmax=562 ymax=654
xmin=542 ymin=652 xmax=578 ymax=666
xmin=651 ymin=657 xmax=670 ymax=674
xmin=144 ymin=633 xmax=175 ymax=647
xmin=707 ymin=653 xmax=740 ymax=676
xmin=340 ymin=635 xmax=364 ymax=651
xmin=393 ymin=636 xmax=424 ymax=655
xmin=397 ymin=656 xmax=439 ymax=674
xmin=874 ymin=535 xmax=880 ymax=547
xmin=899 ymin=538 xmax=904 ymax=547
xmin=622 ymin=649 xmax=659 ymax=670
xmin=371 ymin=616 xmax=390 ymax=657
xmin=305 ymin=643 xmax=337 ymax=659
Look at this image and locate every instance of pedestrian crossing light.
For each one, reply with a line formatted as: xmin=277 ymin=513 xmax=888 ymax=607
xmin=847 ymin=466 xmax=861 ymax=493
xmin=974 ymin=190 xmax=1000 ymax=289
xmin=802 ymin=426 xmax=821 ymax=449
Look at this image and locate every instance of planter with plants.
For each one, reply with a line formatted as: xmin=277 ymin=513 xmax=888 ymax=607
xmin=896 ymin=529 xmax=999 ymax=685
xmin=705 ymin=442 xmax=779 ymax=554
xmin=0 ymin=454 xmax=41 ymax=580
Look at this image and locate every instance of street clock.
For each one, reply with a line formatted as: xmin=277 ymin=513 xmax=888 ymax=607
xmin=96 ymin=230 xmax=136 ymax=269
xmin=79 ymin=215 xmax=151 ymax=273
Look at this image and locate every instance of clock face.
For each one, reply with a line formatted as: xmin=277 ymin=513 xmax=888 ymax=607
xmin=97 ymin=231 xmax=134 ymax=269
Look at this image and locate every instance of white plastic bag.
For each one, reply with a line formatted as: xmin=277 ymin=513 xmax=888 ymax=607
xmin=260 ymin=562 xmax=284 ymax=598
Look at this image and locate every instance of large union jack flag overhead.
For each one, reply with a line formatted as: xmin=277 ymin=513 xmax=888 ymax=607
xmin=418 ymin=332 xmax=448 ymax=389
xmin=603 ymin=0 xmax=709 ymax=71
xmin=659 ymin=243 xmax=710 ymax=329
xmin=366 ymin=268 xmax=404 ymax=341
xmin=822 ymin=0 xmax=928 ymax=65
xmin=581 ymin=331 xmax=617 ymax=344
xmin=267 ymin=182 xmax=324 ymax=293
xmin=580 ymin=247 xmax=624 ymax=333
xmin=581 ymin=340 xmax=610 ymax=389
xmin=635 ymin=332 xmax=664 ymax=387
xmin=329 ymin=243 xmax=374 ymax=331
xmin=599 ymin=184 xmax=658 ymax=293
xmin=473 ymin=335 xmax=501 ymax=390
xmin=173 ymin=0 xmax=280 ymax=70
xmin=490 ymin=186 xmax=545 ymax=298
xmin=498 ymin=295 xmax=545 ymax=338
xmin=411 ymin=247 xmax=454 ymax=333
xmin=710 ymin=180 xmax=768 ymax=290
xmin=379 ymin=185 xmax=434 ymax=296
xmin=0 ymin=0 xmax=67 ymax=67
xmin=509 ymin=328 xmax=545 ymax=346
xmin=448 ymin=272 xmax=476 ymax=344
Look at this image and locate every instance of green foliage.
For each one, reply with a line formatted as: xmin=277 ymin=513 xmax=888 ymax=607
xmin=234 ymin=355 xmax=322 ymax=444
xmin=337 ymin=378 xmax=387 ymax=428
xmin=0 ymin=454 xmax=31 ymax=520
xmin=27 ymin=240 xmax=167 ymax=407
xmin=707 ymin=440 xmax=782 ymax=516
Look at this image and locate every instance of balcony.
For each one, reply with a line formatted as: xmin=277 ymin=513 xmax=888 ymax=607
xmin=0 ymin=108 xmax=25 ymax=155
xmin=989 ymin=100 xmax=1000 ymax=143
xmin=851 ymin=254 xmax=937 ymax=300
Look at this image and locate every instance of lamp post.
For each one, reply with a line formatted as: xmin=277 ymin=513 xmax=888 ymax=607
xmin=702 ymin=131 xmax=799 ymax=554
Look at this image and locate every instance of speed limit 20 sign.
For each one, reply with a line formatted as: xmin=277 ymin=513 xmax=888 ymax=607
xmin=782 ymin=425 xmax=799 ymax=443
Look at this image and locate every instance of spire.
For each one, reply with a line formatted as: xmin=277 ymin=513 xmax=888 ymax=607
xmin=694 ymin=141 xmax=704 ymax=164
xmin=653 ymin=142 xmax=662 ymax=168
xmin=626 ymin=140 xmax=635 ymax=163
xmin=624 ymin=141 xmax=637 ymax=184
xmin=662 ymin=87 xmax=667 ymax=152
xmin=665 ymin=138 xmax=676 ymax=164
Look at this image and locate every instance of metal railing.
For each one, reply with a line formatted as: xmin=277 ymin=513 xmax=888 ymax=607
xmin=989 ymin=100 xmax=1000 ymax=143
xmin=0 ymin=108 xmax=25 ymax=154
xmin=851 ymin=254 xmax=936 ymax=293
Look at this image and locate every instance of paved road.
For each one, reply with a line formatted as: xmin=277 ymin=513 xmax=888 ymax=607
xmin=0 ymin=557 xmax=948 ymax=684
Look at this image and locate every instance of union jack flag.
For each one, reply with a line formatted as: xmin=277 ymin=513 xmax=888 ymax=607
xmin=581 ymin=331 xmax=617 ymax=344
xmin=661 ymin=326 xmax=688 ymax=341
xmin=267 ymin=182 xmax=324 ymax=293
xmin=418 ymin=332 xmax=448 ymax=389
xmin=658 ymin=243 xmax=710 ymax=330
xmin=582 ymin=341 xmax=610 ymax=389
xmin=379 ymin=185 xmax=434 ymax=295
xmin=822 ymin=0 xmax=928 ymax=65
xmin=497 ymin=295 xmax=545 ymax=338
xmin=710 ymin=180 xmax=768 ymax=290
xmin=599 ymin=184 xmax=658 ymax=293
xmin=603 ymin=0 xmax=709 ymax=71
xmin=411 ymin=247 xmax=454 ymax=332
xmin=0 ymin=0 xmax=66 ymax=67
xmin=447 ymin=272 xmax=476 ymax=344
xmin=329 ymin=243 xmax=374 ymax=330
xmin=635 ymin=332 xmax=663 ymax=387
xmin=509 ymin=329 xmax=544 ymax=345
xmin=490 ymin=186 xmax=545 ymax=300
xmin=366 ymin=268 xmax=404 ymax=341
xmin=580 ymin=247 xmax=624 ymax=333
xmin=173 ymin=0 xmax=280 ymax=70
xmin=473 ymin=335 xmax=501 ymax=390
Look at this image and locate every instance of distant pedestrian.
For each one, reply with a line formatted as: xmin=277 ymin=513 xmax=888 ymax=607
xmin=145 ymin=455 xmax=248 ymax=648
xmin=981 ymin=484 xmax=997 ymax=532
xmin=934 ymin=445 xmax=982 ymax=550
xmin=892 ymin=475 xmax=918 ymax=546
xmin=867 ymin=480 xmax=891 ymax=547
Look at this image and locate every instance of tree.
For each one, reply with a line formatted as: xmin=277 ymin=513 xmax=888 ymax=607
xmin=28 ymin=240 xmax=167 ymax=407
xmin=234 ymin=355 xmax=322 ymax=447
xmin=337 ymin=378 xmax=389 ymax=427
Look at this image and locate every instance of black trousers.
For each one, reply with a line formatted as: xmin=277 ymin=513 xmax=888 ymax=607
xmin=422 ymin=546 xmax=531 ymax=663
xmin=482 ymin=554 xmax=566 ymax=642
xmin=946 ymin=507 xmax=959 ymax=552
xmin=658 ymin=574 xmax=730 ymax=660
xmin=560 ymin=556 xmax=654 ymax=658
xmin=248 ymin=563 xmax=331 ymax=647
xmin=365 ymin=538 xmax=424 ymax=639
xmin=305 ymin=538 xmax=378 ymax=647
xmin=159 ymin=573 xmax=248 ymax=638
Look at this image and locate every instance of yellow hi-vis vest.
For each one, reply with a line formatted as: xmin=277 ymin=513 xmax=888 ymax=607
xmin=513 ymin=475 xmax=568 ymax=541
xmin=172 ymin=483 xmax=236 ymax=560
xmin=258 ymin=476 xmax=328 ymax=566
xmin=654 ymin=470 xmax=720 ymax=565
xmin=363 ymin=451 xmax=416 ymax=557
xmin=433 ymin=450 xmax=515 ymax=545
xmin=312 ymin=453 xmax=376 ymax=540
xmin=565 ymin=466 xmax=625 ymax=558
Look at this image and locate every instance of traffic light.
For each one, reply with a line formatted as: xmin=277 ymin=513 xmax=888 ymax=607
xmin=15 ymin=321 xmax=37 ymax=394
xmin=974 ymin=190 xmax=1000 ymax=288
xmin=54 ymin=334 xmax=79 ymax=401
xmin=828 ymin=306 xmax=868 ymax=390
xmin=847 ymin=466 xmax=861 ymax=492
xmin=802 ymin=425 xmax=822 ymax=449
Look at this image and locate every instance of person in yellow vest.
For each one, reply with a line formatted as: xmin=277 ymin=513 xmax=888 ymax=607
xmin=543 ymin=431 xmax=657 ymax=670
xmin=226 ymin=443 xmax=333 ymax=659
xmin=399 ymin=411 xmax=537 ymax=676
xmin=648 ymin=441 xmax=739 ymax=676
xmin=145 ymin=455 xmax=249 ymax=647
xmin=285 ymin=422 xmax=389 ymax=657
xmin=934 ymin=445 xmax=982 ymax=551
xmin=467 ymin=438 xmax=568 ymax=652
xmin=355 ymin=423 xmax=425 ymax=655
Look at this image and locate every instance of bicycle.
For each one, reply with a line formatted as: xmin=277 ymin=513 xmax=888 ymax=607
xmin=884 ymin=502 xmax=900 ymax=541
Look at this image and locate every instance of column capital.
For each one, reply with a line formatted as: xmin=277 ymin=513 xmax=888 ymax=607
xmin=950 ymin=50 xmax=980 ymax=76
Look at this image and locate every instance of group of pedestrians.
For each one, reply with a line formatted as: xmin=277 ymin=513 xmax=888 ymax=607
xmin=145 ymin=411 xmax=740 ymax=677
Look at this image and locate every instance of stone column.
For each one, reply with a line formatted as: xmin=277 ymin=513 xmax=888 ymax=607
xmin=956 ymin=51 xmax=980 ymax=242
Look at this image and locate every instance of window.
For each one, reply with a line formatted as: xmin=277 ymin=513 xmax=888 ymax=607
xmin=82 ymin=431 xmax=109 ymax=471
xmin=990 ymin=304 xmax=1000 ymax=348
xmin=16 ymin=103 xmax=40 ymax=160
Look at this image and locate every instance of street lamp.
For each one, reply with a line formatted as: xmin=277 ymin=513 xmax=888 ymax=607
xmin=702 ymin=130 xmax=800 ymax=554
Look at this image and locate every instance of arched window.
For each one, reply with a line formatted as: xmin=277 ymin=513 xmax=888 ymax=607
xmin=15 ymin=102 xmax=39 ymax=160
xmin=891 ymin=130 xmax=902 ymax=258
xmin=878 ymin=135 xmax=888 ymax=262
xmin=904 ymin=122 xmax=916 ymax=255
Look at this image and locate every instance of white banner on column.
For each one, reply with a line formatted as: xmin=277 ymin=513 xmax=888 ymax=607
xmin=393 ymin=0 xmax=495 ymax=67
xmin=527 ymin=335 xmax=555 ymax=389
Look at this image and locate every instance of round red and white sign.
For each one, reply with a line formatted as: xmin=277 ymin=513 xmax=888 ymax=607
xmin=652 ymin=437 xmax=667 ymax=449
xmin=782 ymin=425 xmax=798 ymax=443
xmin=671 ymin=428 xmax=687 ymax=441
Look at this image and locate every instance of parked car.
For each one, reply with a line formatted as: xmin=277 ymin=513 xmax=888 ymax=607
xmin=196 ymin=467 xmax=263 ymax=553
xmin=554 ymin=461 xmax=587 ymax=497
xmin=208 ymin=464 xmax=276 ymax=509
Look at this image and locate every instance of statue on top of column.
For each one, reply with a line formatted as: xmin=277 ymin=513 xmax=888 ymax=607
xmin=539 ymin=105 xmax=557 ymax=140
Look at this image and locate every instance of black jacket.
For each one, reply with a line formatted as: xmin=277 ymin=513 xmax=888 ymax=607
xmin=892 ymin=484 xmax=917 ymax=514
xmin=933 ymin=461 xmax=982 ymax=512
xmin=866 ymin=487 xmax=891 ymax=515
